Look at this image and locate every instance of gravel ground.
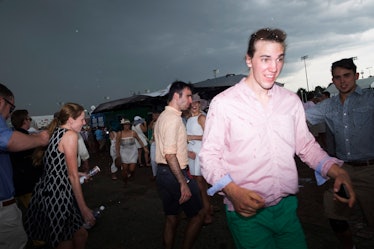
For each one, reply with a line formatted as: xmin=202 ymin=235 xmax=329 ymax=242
xmin=30 ymin=150 xmax=374 ymax=249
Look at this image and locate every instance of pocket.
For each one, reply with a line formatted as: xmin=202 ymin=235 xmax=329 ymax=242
xmin=353 ymin=106 xmax=373 ymax=128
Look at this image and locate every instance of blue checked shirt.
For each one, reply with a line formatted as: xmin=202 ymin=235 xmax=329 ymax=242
xmin=306 ymin=86 xmax=374 ymax=162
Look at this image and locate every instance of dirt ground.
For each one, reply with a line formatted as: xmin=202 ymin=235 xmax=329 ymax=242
xmin=58 ymin=151 xmax=374 ymax=248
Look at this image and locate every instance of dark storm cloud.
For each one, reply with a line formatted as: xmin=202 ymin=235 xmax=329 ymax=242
xmin=0 ymin=0 xmax=373 ymax=115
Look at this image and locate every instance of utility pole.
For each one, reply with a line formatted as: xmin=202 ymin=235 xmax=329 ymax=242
xmin=213 ymin=69 xmax=219 ymax=78
xmin=367 ymin=67 xmax=372 ymax=77
xmin=301 ymin=55 xmax=310 ymax=92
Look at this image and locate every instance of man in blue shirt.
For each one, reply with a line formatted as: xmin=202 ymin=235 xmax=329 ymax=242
xmin=306 ymin=58 xmax=374 ymax=249
xmin=0 ymin=83 xmax=49 ymax=249
xmin=94 ymin=127 xmax=106 ymax=152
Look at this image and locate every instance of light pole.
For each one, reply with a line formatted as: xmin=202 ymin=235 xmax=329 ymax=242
xmin=367 ymin=67 xmax=372 ymax=77
xmin=213 ymin=69 xmax=219 ymax=78
xmin=301 ymin=55 xmax=310 ymax=91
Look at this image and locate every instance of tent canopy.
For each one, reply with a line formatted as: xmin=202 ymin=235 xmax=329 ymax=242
xmin=92 ymin=94 xmax=166 ymax=114
xmin=92 ymin=74 xmax=247 ymax=114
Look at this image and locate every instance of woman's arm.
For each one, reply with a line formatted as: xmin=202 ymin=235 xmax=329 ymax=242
xmin=198 ymin=113 xmax=206 ymax=130
xmin=60 ymin=130 xmax=95 ymax=226
xmin=115 ymin=131 xmax=121 ymax=158
xmin=133 ymin=131 xmax=149 ymax=152
xmin=140 ymin=122 xmax=147 ymax=133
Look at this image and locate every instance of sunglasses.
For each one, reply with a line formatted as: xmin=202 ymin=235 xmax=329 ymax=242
xmin=3 ymin=97 xmax=15 ymax=113
xmin=251 ymin=28 xmax=286 ymax=42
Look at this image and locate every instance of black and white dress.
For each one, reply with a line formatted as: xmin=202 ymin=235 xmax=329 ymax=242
xmin=25 ymin=128 xmax=84 ymax=248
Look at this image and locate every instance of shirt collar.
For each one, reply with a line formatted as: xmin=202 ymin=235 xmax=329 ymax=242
xmin=353 ymin=85 xmax=363 ymax=95
xmin=239 ymin=77 xmax=276 ymax=98
xmin=165 ymin=105 xmax=182 ymax=116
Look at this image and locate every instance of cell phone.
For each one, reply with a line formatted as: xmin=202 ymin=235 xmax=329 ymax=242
xmin=335 ymin=184 xmax=349 ymax=199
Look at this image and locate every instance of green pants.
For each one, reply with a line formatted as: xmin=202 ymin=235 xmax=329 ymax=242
xmin=226 ymin=196 xmax=307 ymax=249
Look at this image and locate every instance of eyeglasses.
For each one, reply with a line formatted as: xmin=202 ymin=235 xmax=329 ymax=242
xmin=3 ymin=97 xmax=15 ymax=113
xmin=251 ymin=28 xmax=286 ymax=42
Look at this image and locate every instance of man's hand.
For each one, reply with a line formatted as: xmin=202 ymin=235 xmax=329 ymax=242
xmin=165 ymin=153 xmax=193 ymax=204
xmin=188 ymin=151 xmax=196 ymax=159
xmin=223 ymin=182 xmax=265 ymax=217
xmin=327 ymin=164 xmax=356 ymax=208
xmin=333 ymin=171 xmax=356 ymax=208
xmin=179 ymin=182 xmax=192 ymax=204
xmin=36 ymin=130 xmax=50 ymax=146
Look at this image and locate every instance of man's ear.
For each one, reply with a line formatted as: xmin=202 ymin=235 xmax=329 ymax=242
xmin=245 ymin=55 xmax=252 ymax=68
xmin=173 ymin=92 xmax=179 ymax=101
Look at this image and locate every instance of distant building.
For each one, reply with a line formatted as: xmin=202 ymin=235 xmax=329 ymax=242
xmin=31 ymin=115 xmax=54 ymax=129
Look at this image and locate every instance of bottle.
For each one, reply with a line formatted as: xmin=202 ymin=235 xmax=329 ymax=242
xmin=83 ymin=205 xmax=105 ymax=229
xmin=80 ymin=166 xmax=101 ymax=184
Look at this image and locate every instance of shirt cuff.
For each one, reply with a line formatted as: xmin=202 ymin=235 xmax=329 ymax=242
xmin=207 ymin=174 xmax=233 ymax=196
xmin=314 ymin=156 xmax=344 ymax=186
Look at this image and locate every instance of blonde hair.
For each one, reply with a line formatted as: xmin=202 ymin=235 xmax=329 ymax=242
xmin=33 ymin=103 xmax=84 ymax=166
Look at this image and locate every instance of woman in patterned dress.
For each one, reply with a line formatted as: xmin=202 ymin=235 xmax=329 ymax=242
xmin=25 ymin=103 xmax=95 ymax=249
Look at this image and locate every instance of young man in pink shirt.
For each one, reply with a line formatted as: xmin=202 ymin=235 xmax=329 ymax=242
xmin=199 ymin=28 xmax=356 ymax=249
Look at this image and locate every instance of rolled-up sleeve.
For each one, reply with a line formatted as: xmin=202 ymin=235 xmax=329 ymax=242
xmin=314 ymin=156 xmax=344 ymax=185
xmin=199 ymin=97 xmax=232 ymax=194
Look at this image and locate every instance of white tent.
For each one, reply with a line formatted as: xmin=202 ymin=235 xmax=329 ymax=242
xmin=142 ymin=84 xmax=171 ymax=97
xmin=31 ymin=115 xmax=54 ymax=129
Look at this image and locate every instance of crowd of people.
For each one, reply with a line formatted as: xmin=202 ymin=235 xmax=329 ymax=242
xmin=1 ymin=27 xmax=373 ymax=249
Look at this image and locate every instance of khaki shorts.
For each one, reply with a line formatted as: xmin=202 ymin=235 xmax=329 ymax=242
xmin=324 ymin=163 xmax=374 ymax=227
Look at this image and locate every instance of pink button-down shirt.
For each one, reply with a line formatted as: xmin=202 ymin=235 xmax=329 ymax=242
xmin=199 ymin=79 xmax=342 ymax=210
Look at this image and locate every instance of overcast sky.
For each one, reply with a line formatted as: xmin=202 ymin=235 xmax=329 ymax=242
xmin=0 ymin=0 xmax=373 ymax=115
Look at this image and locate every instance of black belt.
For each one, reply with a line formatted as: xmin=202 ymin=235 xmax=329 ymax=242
xmin=1 ymin=198 xmax=16 ymax=207
xmin=345 ymin=159 xmax=374 ymax=167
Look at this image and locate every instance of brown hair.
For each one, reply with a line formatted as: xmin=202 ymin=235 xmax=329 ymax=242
xmin=246 ymin=28 xmax=287 ymax=58
xmin=0 ymin=83 xmax=13 ymax=99
xmin=11 ymin=109 xmax=29 ymax=129
xmin=331 ymin=58 xmax=357 ymax=74
xmin=167 ymin=81 xmax=193 ymax=103
xmin=33 ymin=103 xmax=84 ymax=166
